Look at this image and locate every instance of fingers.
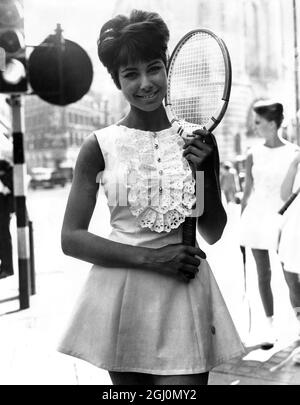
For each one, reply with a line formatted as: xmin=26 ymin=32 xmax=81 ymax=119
xmin=183 ymin=137 xmax=214 ymax=168
xmin=184 ymin=255 xmax=201 ymax=267
xmin=185 ymin=246 xmax=207 ymax=259
xmin=183 ymin=139 xmax=213 ymax=155
xmin=177 ymin=246 xmax=206 ymax=283
xmin=179 ymin=264 xmax=199 ymax=282
xmin=192 ymin=129 xmax=214 ymax=145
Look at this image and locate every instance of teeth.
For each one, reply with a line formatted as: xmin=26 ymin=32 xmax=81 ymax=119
xmin=139 ymin=93 xmax=156 ymax=99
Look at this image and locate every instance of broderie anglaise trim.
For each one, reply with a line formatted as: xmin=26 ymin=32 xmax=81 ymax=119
xmin=115 ymin=126 xmax=196 ymax=233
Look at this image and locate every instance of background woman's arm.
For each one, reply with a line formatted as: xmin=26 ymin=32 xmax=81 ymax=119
xmin=280 ymin=152 xmax=300 ymax=201
xmin=240 ymin=152 xmax=253 ymax=213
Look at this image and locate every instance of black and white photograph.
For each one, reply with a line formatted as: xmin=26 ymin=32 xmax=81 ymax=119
xmin=0 ymin=0 xmax=300 ymax=388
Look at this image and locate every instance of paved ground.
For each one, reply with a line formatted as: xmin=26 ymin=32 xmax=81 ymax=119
xmin=1 ymin=189 xmax=300 ymax=385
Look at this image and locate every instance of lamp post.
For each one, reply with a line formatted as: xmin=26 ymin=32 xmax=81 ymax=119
xmin=293 ymin=0 xmax=300 ymax=145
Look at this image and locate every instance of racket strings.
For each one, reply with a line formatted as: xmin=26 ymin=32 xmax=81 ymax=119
xmin=168 ymin=32 xmax=226 ymax=128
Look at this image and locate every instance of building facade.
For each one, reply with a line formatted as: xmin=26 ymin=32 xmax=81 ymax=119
xmin=111 ymin=0 xmax=299 ymax=160
xmin=24 ymin=91 xmax=110 ymax=170
xmin=196 ymin=0 xmax=297 ymax=159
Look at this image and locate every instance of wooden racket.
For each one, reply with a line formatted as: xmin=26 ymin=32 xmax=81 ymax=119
xmin=165 ymin=29 xmax=232 ymax=246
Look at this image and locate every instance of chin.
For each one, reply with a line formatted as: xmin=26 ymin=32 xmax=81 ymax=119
xmin=138 ymin=101 xmax=163 ymax=113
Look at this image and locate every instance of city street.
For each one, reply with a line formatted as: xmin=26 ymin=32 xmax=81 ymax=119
xmin=1 ymin=0 xmax=300 ymax=388
xmin=0 ymin=185 xmax=299 ymax=384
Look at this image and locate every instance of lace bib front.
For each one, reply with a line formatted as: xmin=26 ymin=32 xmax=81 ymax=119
xmin=96 ymin=125 xmax=196 ymax=233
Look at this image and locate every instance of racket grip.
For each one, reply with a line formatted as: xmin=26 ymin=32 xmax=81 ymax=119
xmin=278 ymin=190 xmax=299 ymax=215
xmin=182 ymin=216 xmax=197 ymax=246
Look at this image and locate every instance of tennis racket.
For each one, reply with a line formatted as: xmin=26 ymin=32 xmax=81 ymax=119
xmin=278 ymin=186 xmax=300 ymax=215
xmin=165 ymin=29 xmax=232 ymax=246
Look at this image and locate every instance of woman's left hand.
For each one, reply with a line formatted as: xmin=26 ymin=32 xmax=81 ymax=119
xmin=182 ymin=129 xmax=215 ymax=171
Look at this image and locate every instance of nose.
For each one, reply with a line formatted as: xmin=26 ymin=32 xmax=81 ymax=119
xmin=140 ymin=73 xmax=153 ymax=91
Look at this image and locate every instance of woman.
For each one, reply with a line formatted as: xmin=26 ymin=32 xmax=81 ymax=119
xmin=240 ymin=100 xmax=299 ymax=341
xmin=278 ymin=151 xmax=300 ymax=336
xmin=58 ymin=10 xmax=244 ymax=385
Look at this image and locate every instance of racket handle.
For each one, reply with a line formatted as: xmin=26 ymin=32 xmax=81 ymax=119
xmin=278 ymin=188 xmax=300 ymax=215
xmin=182 ymin=216 xmax=197 ymax=246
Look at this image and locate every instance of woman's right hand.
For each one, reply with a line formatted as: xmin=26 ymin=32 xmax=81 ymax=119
xmin=147 ymin=244 xmax=206 ymax=282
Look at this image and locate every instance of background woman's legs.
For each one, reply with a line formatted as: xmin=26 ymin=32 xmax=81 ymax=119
xmin=282 ymin=268 xmax=300 ymax=334
xmin=252 ymin=249 xmax=274 ymax=317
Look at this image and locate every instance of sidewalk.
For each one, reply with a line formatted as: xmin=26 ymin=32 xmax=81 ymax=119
xmin=1 ymin=268 xmax=300 ymax=385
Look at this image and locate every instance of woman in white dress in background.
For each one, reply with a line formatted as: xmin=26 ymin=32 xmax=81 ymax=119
xmin=240 ymin=100 xmax=299 ymax=341
xmin=278 ymin=151 xmax=300 ymax=335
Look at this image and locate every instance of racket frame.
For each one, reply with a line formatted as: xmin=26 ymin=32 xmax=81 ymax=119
xmin=164 ymin=29 xmax=232 ymax=247
xmin=165 ymin=28 xmax=232 ymax=136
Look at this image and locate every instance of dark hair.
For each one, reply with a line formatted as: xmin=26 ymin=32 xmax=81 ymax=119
xmin=253 ymin=100 xmax=284 ymax=129
xmin=97 ymin=9 xmax=170 ymax=89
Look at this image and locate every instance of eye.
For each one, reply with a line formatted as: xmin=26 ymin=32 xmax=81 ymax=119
xmin=124 ymin=72 xmax=138 ymax=79
xmin=149 ymin=65 xmax=162 ymax=73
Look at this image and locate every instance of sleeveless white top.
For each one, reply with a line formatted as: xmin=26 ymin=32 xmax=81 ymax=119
xmin=240 ymin=142 xmax=299 ymax=250
xmin=58 ymin=125 xmax=244 ymax=375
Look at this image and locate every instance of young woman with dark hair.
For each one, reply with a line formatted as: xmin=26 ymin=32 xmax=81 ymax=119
xmin=58 ymin=9 xmax=244 ymax=385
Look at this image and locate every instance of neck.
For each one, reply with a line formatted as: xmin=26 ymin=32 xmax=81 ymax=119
xmin=264 ymin=132 xmax=285 ymax=148
xmin=120 ymin=105 xmax=171 ymax=132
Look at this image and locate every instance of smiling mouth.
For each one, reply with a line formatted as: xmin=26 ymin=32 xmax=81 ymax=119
xmin=136 ymin=91 xmax=159 ymax=100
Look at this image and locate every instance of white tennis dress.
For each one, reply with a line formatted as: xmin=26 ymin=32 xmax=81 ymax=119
xmin=240 ymin=142 xmax=299 ymax=250
xmin=58 ymin=125 xmax=244 ymax=375
xmin=278 ymin=167 xmax=300 ymax=274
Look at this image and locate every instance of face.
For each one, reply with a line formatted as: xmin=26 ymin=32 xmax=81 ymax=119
xmin=118 ymin=59 xmax=167 ymax=112
xmin=254 ymin=112 xmax=276 ymax=139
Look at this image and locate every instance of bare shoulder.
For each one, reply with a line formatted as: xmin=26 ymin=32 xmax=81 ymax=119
xmin=74 ymin=133 xmax=105 ymax=182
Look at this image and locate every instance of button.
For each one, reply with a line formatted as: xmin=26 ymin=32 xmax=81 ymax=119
xmin=159 ymin=186 xmax=163 ymax=193
xmin=154 ymin=144 xmax=159 ymax=149
xmin=157 ymin=158 xmax=161 ymax=163
xmin=211 ymin=326 xmax=216 ymax=335
xmin=159 ymin=170 xmax=163 ymax=175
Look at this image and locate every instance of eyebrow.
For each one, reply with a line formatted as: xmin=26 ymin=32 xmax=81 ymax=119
xmin=120 ymin=60 xmax=162 ymax=74
xmin=120 ymin=67 xmax=136 ymax=74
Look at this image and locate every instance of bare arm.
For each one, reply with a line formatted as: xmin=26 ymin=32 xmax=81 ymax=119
xmin=183 ymin=131 xmax=226 ymax=245
xmin=61 ymin=133 xmax=150 ymax=269
xmin=196 ymin=134 xmax=227 ymax=245
xmin=61 ymin=133 xmax=206 ymax=281
xmin=240 ymin=152 xmax=253 ymax=213
xmin=280 ymin=151 xmax=300 ymax=201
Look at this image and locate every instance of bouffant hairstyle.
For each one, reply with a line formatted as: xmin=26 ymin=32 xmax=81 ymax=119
xmin=97 ymin=9 xmax=170 ymax=89
xmin=253 ymin=100 xmax=284 ymax=129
